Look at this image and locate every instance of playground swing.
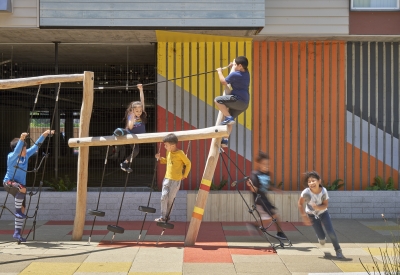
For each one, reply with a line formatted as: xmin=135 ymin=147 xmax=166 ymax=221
xmin=106 ymin=144 xmax=136 ymax=241
xmin=136 ymin=142 xmax=161 ymax=243
xmin=219 ymin=148 xmax=293 ymax=249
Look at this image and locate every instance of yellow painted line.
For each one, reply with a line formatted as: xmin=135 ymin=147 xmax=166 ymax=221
xmin=336 ymin=262 xmax=389 ymax=273
xmin=156 ymin=30 xmax=252 ymax=43
xmin=193 ymin=206 xmax=204 ymax=215
xmin=201 ymin=179 xmax=211 ymax=187
xmin=76 ymin=262 xmax=132 ymax=272
xmin=363 ymin=247 xmax=398 ymax=256
xmin=368 ymin=225 xmax=400 ymax=230
xmin=19 ymin=262 xmax=80 ymax=275
xmin=129 ymin=272 xmax=182 ymax=275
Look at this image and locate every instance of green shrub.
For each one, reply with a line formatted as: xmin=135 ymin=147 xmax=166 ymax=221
xmin=325 ymin=179 xmax=345 ymax=191
xmin=210 ymin=178 xmax=227 ymax=191
xmin=366 ymin=176 xmax=396 ymax=191
xmin=44 ymin=175 xmax=76 ymax=191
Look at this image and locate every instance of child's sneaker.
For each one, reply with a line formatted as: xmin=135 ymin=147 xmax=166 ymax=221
xmin=335 ymin=249 xmax=344 ymax=259
xmin=15 ymin=210 xmax=26 ymax=219
xmin=221 ymin=116 xmax=235 ymax=125
xmin=155 ymin=217 xmax=166 ymax=222
xmin=120 ymin=162 xmax=132 ymax=173
xmin=276 ymin=231 xmax=288 ymax=240
xmin=318 ymin=238 xmax=326 ymax=245
xmin=221 ymin=138 xmax=229 ymax=148
xmin=13 ymin=229 xmax=26 ymax=242
xmin=113 ymin=128 xmax=125 ymax=137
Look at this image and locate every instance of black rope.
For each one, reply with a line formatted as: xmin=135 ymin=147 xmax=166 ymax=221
xmin=87 ymin=145 xmax=110 ymax=243
xmin=94 ymin=66 xmax=230 ymax=91
xmin=137 ymin=143 xmax=161 ymax=244
xmin=0 ymin=85 xmax=42 ymax=220
xmin=23 ymin=83 xmax=60 ymax=240
xmin=109 ymin=144 xmax=136 ymax=243
xmin=218 ymin=149 xmax=292 ymax=248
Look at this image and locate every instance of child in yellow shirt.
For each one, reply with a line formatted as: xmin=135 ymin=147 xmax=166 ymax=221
xmin=155 ymin=133 xmax=191 ymax=222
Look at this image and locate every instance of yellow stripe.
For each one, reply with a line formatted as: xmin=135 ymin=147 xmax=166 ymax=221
xmin=201 ymin=178 xmax=211 ymax=187
xmin=193 ymin=206 xmax=204 ymax=215
xmin=156 ymin=31 xmax=253 ymax=131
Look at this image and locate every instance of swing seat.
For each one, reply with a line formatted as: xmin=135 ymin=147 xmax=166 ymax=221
xmin=107 ymin=224 xmax=124 ymax=234
xmin=156 ymin=221 xmax=174 ymax=229
xmin=87 ymin=209 xmax=105 ymax=217
xmin=138 ymin=206 xmax=156 ymax=213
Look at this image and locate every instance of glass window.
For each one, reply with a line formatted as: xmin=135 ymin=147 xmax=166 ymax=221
xmin=352 ymin=0 xmax=400 ymax=10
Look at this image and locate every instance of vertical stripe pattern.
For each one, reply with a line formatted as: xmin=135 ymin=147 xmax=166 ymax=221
xmin=156 ymin=31 xmax=253 ymax=190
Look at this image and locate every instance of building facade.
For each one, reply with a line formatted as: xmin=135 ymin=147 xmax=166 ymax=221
xmin=0 ymin=0 xmax=399 ymax=190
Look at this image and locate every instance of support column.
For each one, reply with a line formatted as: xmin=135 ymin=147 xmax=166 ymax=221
xmin=184 ymin=111 xmax=224 ymax=246
xmin=71 ymin=71 xmax=94 ymax=241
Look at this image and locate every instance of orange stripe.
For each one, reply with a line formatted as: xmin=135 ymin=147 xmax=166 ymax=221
xmin=307 ymin=42 xmax=315 ymax=171
xmin=354 ymin=142 xmax=361 ymax=190
xmin=253 ymin=42 xmax=260 ymax=159
xmin=291 ymin=42 xmax=299 ymax=188
xmin=323 ymin=42 xmax=331 ymax=183
xmin=315 ymin=42 xmax=322 ymax=175
xmin=276 ymin=42 xmax=283 ymax=184
xmin=199 ymin=184 xmax=210 ymax=192
xmin=330 ymin=42 xmax=339 ymax=182
xmin=338 ymin=41 xmax=346 ymax=188
xmin=284 ymin=42 xmax=291 ymax=190
xmin=192 ymin=212 xmax=203 ymax=220
xmin=261 ymin=42 xmax=268 ymax=153
xmin=299 ymin=42 xmax=307 ymax=178
xmin=268 ymin=42 xmax=276 ymax=180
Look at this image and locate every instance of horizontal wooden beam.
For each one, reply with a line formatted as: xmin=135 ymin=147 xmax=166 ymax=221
xmin=68 ymin=125 xmax=228 ymax=148
xmin=0 ymin=74 xmax=84 ymax=89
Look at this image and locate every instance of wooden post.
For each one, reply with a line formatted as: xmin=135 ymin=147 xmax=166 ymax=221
xmin=71 ymin=71 xmax=94 ymax=241
xmin=184 ymin=110 xmax=225 ymax=246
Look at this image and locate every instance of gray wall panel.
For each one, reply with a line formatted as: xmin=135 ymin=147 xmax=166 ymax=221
xmin=40 ymin=0 xmax=265 ymax=28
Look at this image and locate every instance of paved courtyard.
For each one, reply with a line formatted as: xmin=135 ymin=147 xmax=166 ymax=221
xmin=0 ymin=218 xmax=398 ymax=274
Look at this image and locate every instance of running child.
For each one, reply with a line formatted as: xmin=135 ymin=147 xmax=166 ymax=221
xmin=3 ymin=130 xmax=54 ymax=242
xmin=246 ymin=152 xmax=287 ymax=239
xmin=214 ymin=56 xmax=250 ymax=147
xmin=298 ymin=171 xmax=344 ymax=259
xmin=154 ymin=133 xmax=191 ymax=222
xmin=113 ymin=84 xmax=147 ymax=173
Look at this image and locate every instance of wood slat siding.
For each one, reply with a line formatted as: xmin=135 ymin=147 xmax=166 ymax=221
xmin=253 ymin=41 xmax=347 ymax=190
xmin=39 ymin=0 xmax=264 ymax=27
xmin=186 ymin=191 xmax=302 ymax=222
xmin=346 ymin=42 xmax=400 ymax=190
xmin=0 ymin=0 xmax=38 ymax=27
xmin=260 ymin=0 xmax=349 ymax=35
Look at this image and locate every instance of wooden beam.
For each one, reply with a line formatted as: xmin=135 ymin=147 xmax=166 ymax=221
xmin=184 ymin=111 xmax=225 ymax=246
xmin=71 ymin=71 xmax=94 ymax=241
xmin=0 ymin=74 xmax=84 ymax=89
xmin=68 ymin=125 xmax=228 ymax=147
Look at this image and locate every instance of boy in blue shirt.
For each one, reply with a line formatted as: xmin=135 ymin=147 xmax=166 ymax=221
xmin=214 ymin=56 xmax=250 ymax=147
xmin=3 ymin=130 xmax=54 ymax=242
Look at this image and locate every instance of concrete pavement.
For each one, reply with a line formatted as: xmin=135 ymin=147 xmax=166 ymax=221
xmin=0 ymin=218 xmax=398 ymax=274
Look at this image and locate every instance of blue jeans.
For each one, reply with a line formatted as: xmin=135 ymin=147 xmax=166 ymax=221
xmin=308 ymin=210 xmax=341 ymax=251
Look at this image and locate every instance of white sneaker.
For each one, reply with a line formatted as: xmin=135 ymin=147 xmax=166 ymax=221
xmin=318 ymin=238 xmax=326 ymax=245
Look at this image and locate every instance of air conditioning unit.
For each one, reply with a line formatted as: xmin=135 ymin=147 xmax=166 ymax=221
xmin=0 ymin=0 xmax=12 ymax=13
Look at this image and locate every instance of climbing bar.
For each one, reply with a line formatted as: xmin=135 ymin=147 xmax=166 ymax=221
xmin=68 ymin=125 xmax=228 ymax=148
xmin=0 ymin=74 xmax=84 ymax=89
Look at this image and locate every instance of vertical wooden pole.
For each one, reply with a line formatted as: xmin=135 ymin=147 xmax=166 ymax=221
xmin=71 ymin=71 xmax=94 ymax=241
xmin=184 ymin=110 xmax=224 ymax=246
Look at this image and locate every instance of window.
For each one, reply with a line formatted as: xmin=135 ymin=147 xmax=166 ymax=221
xmin=351 ymin=0 xmax=400 ymax=10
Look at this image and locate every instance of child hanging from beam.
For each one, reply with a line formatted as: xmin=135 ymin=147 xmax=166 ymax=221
xmin=113 ymin=84 xmax=147 ymax=173
xmin=214 ymin=56 xmax=250 ymax=147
